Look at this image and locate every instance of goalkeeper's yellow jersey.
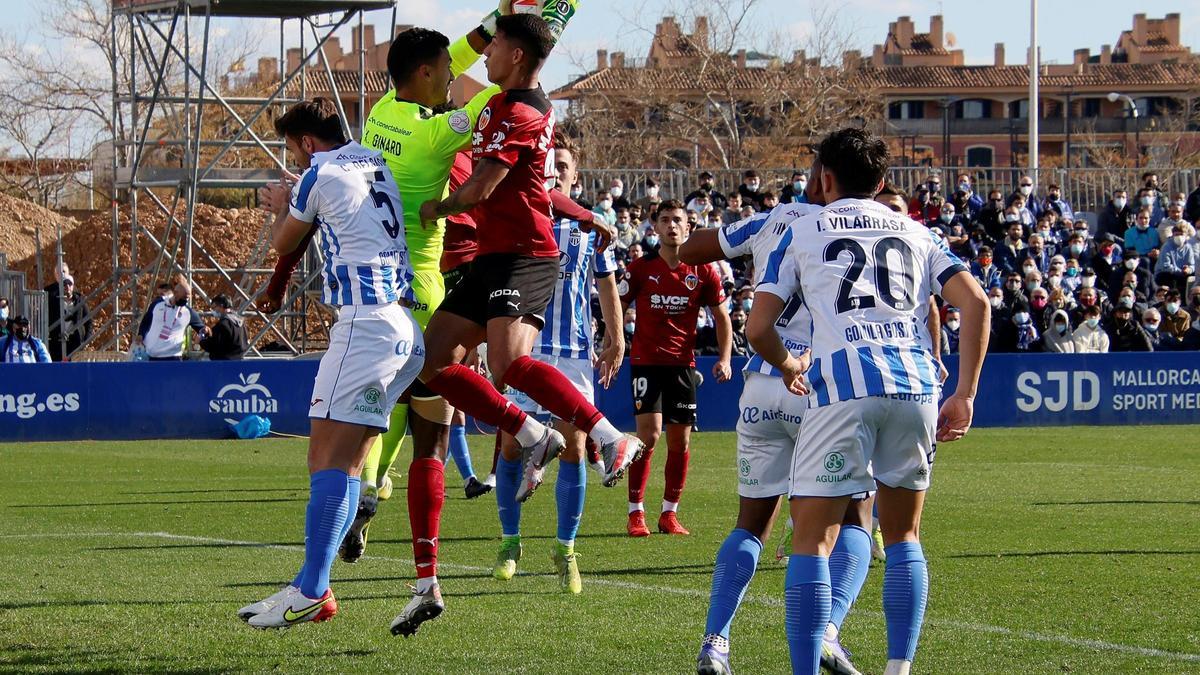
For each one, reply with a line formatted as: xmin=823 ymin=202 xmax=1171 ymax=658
xmin=362 ymin=36 xmax=499 ymax=270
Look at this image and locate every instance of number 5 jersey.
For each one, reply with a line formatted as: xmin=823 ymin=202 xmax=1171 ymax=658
xmin=289 ymin=142 xmax=414 ymax=307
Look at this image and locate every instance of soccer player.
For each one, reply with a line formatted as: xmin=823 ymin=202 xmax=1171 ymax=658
xmin=237 ymin=99 xmax=424 ymax=629
xmin=491 ymin=132 xmax=624 ymax=593
xmin=622 ymin=199 xmax=732 ymax=537
xmin=751 ymin=128 xmax=989 ymax=675
xmin=413 ymin=16 xmax=642 ymax=537
xmin=683 ymin=159 xmax=876 ymax=675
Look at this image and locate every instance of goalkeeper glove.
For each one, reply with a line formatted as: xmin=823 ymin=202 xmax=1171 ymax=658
xmin=479 ymin=1 xmax=581 ymax=44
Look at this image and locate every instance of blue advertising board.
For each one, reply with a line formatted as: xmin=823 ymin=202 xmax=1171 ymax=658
xmin=2 ymin=353 xmax=1198 ymax=442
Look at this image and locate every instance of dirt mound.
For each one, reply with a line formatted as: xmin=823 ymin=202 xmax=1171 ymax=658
xmin=0 ymin=193 xmax=80 ymax=263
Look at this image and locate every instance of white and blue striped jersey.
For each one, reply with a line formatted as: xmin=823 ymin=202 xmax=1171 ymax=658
xmin=534 ymin=218 xmax=618 ymax=360
xmin=719 ymin=203 xmax=819 ymax=377
xmin=2 ymin=335 xmax=51 ymax=363
xmin=289 ymin=141 xmax=413 ymax=307
xmin=758 ymin=198 xmax=968 ymax=407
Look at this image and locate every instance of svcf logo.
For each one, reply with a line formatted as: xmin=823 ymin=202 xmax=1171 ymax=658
xmin=363 ymin=388 xmax=381 ymax=405
xmin=823 ymin=451 xmax=845 ymax=473
xmin=739 ymin=458 xmax=751 ymax=477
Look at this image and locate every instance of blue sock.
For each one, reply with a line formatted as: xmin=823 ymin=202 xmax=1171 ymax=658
xmin=883 ymin=541 xmax=929 ymax=661
xmin=829 ymin=525 xmax=872 ymax=630
xmin=554 ymin=459 xmax=586 ymax=544
xmin=784 ymin=555 xmax=831 ymax=675
xmin=448 ymin=424 xmax=476 ymax=480
xmin=495 ymin=455 xmax=522 ymax=537
xmin=703 ymin=528 xmax=762 ymax=639
xmin=339 ymin=476 xmax=361 ymax=544
xmin=299 ymin=469 xmax=351 ymax=599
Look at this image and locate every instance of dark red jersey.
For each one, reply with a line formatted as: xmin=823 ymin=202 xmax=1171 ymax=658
xmin=621 ymin=253 xmax=725 ymax=367
xmin=471 ymin=87 xmax=558 ymax=258
xmin=441 ymin=151 xmax=479 ymax=273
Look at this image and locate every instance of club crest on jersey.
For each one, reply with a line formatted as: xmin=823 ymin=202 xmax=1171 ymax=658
xmin=478 ymin=106 xmax=492 ymax=131
xmin=684 ymin=273 xmax=699 ymax=291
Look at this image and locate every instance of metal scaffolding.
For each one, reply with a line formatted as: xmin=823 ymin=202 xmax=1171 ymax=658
xmin=91 ymin=0 xmax=396 ymax=356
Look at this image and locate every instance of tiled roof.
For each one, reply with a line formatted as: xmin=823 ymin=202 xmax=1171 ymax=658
xmin=283 ymin=69 xmax=392 ymax=95
xmin=551 ymin=61 xmax=1200 ymax=98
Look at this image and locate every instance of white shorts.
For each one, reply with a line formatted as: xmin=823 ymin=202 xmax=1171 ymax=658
xmin=736 ymin=372 xmax=806 ymax=498
xmin=509 ymin=353 xmax=594 ymax=418
xmin=310 ymin=303 xmax=424 ymax=431
xmin=790 ymin=395 xmax=936 ymax=498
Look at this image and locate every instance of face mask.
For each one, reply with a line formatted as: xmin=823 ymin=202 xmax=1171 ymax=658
xmin=644 ymin=235 xmax=659 ymax=247
xmin=1081 ymin=276 xmax=1095 ymax=288
xmin=1137 ymin=222 xmax=1149 ymax=231
xmin=570 ymin=186 xmax=582 ymax=199
xmin=1020 ymin=185 xmax=1033 ymax=196
xmin=1086 ymin=318 xmax=1100 ymax=329
xmin=610 ymin=186 xmax=623 ymax=198
xmin=174 ymin=297 xmax=188 ymax=307
xmin=1005 ymin=214 xmax=1020 ymax=224
xmin=1069 ymin=244 xmax=1084 ymax=256
xmin=989 ymin=296 xmax=1004 ymax=309
xmin=1173 ymin=235 xmax=1186 ymax=247
xmin=1066 ymin=266 xmax=1079 ymax=277
xmin=1027 ymin=281 xmax=1041 ymax=292
xmin=731 ymin=318 xmax=744 ymax=330
xmin=1113 ymin=197 xmax=1127 ymax=210
xmin=1031 ymin=297 xmax=1047 ymax=309
xmin=1048 ymin=276 xmax=1062 ymax=288
xmin=1124 ymin=258 xmax=1139 ymax=270
xmin=1055 ymin=322 xmax=1068 ymax=334
xmin=941 ymin=319 xmax=958 ymax=332
xmin=1172 ymin=200 xmax=1185 ymax=208
xmin=647 ymin=186 xmax=659 ymax=199
xmin=927 ymin=182 xmax=940 ymax=193
xmin=625 ymin=322 xmax=635 ymax=333
xmin=1166 ymin=302 xmax=1180 ymax=315
xmin=1118 ymin=296 xmax=1134 ymax=308
xmin=1100 ymin=245 xmax=1114 ymax=257
xmin=746 ymin=181 xmax=760 ymax=192
xmin=1013 ymin=312 xmax=1030 ymax=325
xmin=1193 ymin=296 xmax=1200 ymax=307
xmin=741 ymin=299 xmax=753 ymax=312
xmin=1144 ymin=322 xmax=1159 ymax=333
xmin=1022 ymin=265 xmax=1036 ymax=275
xmin=700 ymin=181 xmax=713 ymax=190
xmin=958 ymin=182 xmax=970 ymax=193
xmin=1038 ymin=227 xmax=1051 ymax=237
xmin=1049 ymin=193 xmax=1060 ymax=201
xmin=979 ymin=257 xmax=992 ymax=267
xmin=940 ymin=213 xmax=953 ymax=224
xmin=1141 ymin=196 xmax=1154 ymax=207
xmin=0 ymin=308 xmax=6 ymax=321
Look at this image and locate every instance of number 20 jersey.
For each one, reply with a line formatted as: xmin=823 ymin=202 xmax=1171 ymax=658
xmin=289 ymin=141 xmax=414 ymax=307
xmin=758 ymin=198 xmax=967 ymax=407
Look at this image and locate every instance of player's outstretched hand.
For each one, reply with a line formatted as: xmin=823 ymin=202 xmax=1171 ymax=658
xmin=936 ymin=393 xmax=974 ymax=442
xmin=256 ymin=294 xmax=281 ymax=315
xmin=259 ymin=180 xmax=291 ymax=215
xmin=780 ymin=353 xmax=810 ymax=397
xmin=595 ymin=337 xmax=624 ymax=389
xmin=419 ymin=200 xmax=440 ymax=229
xmin=712 ymin=358 xmax=732 ymax=383
xmin=579 ymin=218 xmax=616 ymax=253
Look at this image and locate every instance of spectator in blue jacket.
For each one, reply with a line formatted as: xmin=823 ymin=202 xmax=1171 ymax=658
xmin=1135 ymin=187 xmax=1164 ymax=227
xmin=1 ymin=316 xmax=51 ymax=363
xmin=955 ymin=172 xmax=984 ymax=215
xmin=1020 ymin=233 xmax=1050 ymax=274
xmin=971 ymin=246 xmax=1002 ymax=290
xmin=995 ymin=219 xmax=1028 ymax=274
xmin=1041 ymin=184 xmax=1073 ymax=221
xmin=1015 ymin=175 xmax=1041 ymax=220
xmin=1155 ymin=223 xmax=1198 ymax=292
xmin=1124 ymin=209 xmax=1161 ymax=257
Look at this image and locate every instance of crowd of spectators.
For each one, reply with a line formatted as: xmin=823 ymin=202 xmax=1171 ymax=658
xmin=580 ymin=169 xmax=1200 ymax=355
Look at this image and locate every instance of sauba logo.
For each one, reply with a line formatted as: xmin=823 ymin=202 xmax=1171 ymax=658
xmin=209 ymin=372 xmax=278 ymax=424
xmin=649 ymin=293 xmax=689 ymax=308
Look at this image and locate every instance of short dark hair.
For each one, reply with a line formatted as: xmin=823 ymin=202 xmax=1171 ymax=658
xmin=877 ymin=183 xmax=907 ymax=201
xmin=816 ymin=127 xmax=889 ymax=197
xmin=212 ymin=294 xmax=231 ymax=309
xmin=654 ymin=199 xmax=686 ymax=220
xmin=743 ymin=169 xmax=759 ymax=179
xmin=978 ymin=245 xmax=993 ymax=256
xmin=157 ymin=283 xmax=172 ymax=291
xmin=273 ymin=98 xmax=346 ymax=144
xmin=387 ymin=27 xmax=450 ymax=88
xmin=495 ymin=14 xmax=554 ymax=64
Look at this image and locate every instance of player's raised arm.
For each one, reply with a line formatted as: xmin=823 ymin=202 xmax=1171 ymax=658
xmin=936 ymin=271 xmax=990 ymax=441
xmin=420 ymin=158 xmax=509 ymax=225
xmin=679 ymin=228 xmax=725 ymax=264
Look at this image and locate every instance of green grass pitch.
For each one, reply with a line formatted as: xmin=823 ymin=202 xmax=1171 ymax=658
xmin=1 ymin=427 xmax=1198 ymax=674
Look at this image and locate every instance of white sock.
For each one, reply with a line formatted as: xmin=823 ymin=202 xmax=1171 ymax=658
xmin=484 ymin=473 xmax=496 ymax=487
xmin=823 ymin=623 xmax=838 ymax=641
xmin=883 ymin=659 xmax=911 ymax=675
xmin=662 ymin=500 xmax=679 ymax=513
xmin=628 ymin=501 xmax=644 ymax=515
xmin=587 ymin=417 xmax=623 ymax=446
xmin=557 ymin=538 xmax=574 ymax=549
xmin=513 ymin=416 xmax=547 ymax=447
xmin=416 ymin=576 xmax=438 ymax=594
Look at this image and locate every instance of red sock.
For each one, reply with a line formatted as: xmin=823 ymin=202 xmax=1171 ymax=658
xmin=427 ymin=364 xmax=527 ymax=436
xmin=585 ymin=437 xmax=601 ymax=467
xmin=627 ymin=446 xmax=654 ymax=504
xmin=407 ymin=458 xmax=444 ymax=579
xmin=663 ymin=447 xmax=690 ymax=504
xmin=502 ymin=356 xmax=605 ymax=433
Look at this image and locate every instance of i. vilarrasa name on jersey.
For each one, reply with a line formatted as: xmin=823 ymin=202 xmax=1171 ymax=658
xmin=818 ymin=212 xmax=908 ymax=232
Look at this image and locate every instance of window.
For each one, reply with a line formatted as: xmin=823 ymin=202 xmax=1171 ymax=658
xmin=1082 ymin=98 xmax=1102 ymax=117
xmin=1009 ymin=100 xmax=1029 ymax=119
xmin=966 ymin=146 xmax=994 ymax=167
xmin=888 ymin=101 xmax=925 ymax=120
xmin=958 ymin=100 xmax=988 ymax=119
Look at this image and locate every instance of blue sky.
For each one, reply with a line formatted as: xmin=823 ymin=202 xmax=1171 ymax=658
xmin=4 ymin=0 xmax=1198 ymax=92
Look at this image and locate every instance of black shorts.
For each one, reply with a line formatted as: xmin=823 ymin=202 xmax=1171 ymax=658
xmin=631 ymin=364 xmax=698 ymax=424
xmin=438 ymin=253 xmax=558 ymax=329
xmin=443 ymin=263 xmax=470 ymax=293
